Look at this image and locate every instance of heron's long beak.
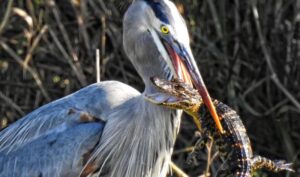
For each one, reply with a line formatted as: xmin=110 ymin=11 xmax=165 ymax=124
xmin=161 ymin=36 xmax=224 ymax=134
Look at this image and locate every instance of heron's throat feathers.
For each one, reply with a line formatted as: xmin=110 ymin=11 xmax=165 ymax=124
xmin=91 ymin=96 xmax=182 ymax=177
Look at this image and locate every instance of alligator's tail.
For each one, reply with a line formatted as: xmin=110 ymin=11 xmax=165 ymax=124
xmin=251 ymin=155 xmax=294 ymax=173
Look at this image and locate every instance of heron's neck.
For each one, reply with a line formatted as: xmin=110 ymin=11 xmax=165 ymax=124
xmin=142 ymin=69 xmax=171 ymax=95
xmin=135 ymin=97 xmax=182 ymax=176
xmin=134 ymin=54 xmax=172 ymax=95
xmin=143 ymin=81 xmax=162 ymax=95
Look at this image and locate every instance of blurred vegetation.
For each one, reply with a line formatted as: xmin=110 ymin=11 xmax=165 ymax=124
xmin=0 ymin=0 xmax=299 ymax=176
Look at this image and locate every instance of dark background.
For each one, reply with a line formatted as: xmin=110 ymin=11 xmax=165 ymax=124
xmin=0 ymin=0 xmax=299 ymax=176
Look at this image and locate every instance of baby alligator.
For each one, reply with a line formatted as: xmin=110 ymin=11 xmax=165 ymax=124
xmin=146 ymin=77 xmax=293 ymax=177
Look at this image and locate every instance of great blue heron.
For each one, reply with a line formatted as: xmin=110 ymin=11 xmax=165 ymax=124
xmin=0 ymin=0 xmax=222 ymax=176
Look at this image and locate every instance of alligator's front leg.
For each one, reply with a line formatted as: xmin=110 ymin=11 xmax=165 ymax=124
xmin=186 ymin=132 xmax=211 ymax=165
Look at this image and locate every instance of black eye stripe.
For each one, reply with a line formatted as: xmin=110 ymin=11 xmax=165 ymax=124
xmin=145 ymin=0 xmax=169 ymax=24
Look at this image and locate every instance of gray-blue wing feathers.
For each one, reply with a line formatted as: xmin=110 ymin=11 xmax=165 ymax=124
xmin=0 ymin=122 xmax=104 ymax=177
xmin=0 ymin=81 xmax=140 ymax=177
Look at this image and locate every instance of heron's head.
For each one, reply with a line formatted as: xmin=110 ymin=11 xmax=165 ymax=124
xmin=123 ymin=0 xmax=224 ymax=132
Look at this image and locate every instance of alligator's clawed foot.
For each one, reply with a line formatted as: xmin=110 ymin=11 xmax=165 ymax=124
xmin=145 ymin=77 xmax=203 ymax=116
xmin=272 ymin=160 xmax=295 ymax=172
xmin=252 ymin=156 xmax=294 ymax=173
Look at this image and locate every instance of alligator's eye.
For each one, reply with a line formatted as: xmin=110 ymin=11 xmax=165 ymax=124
xmin=161 ymin=25 xmax=169 ymax=34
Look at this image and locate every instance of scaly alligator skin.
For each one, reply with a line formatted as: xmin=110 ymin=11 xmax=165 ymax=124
xmin=146 ymin=77 xmax=294 ymax=177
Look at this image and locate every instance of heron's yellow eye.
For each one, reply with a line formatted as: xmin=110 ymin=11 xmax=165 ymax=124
xmin=161 ymin=26 xmax=169 ymax=34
